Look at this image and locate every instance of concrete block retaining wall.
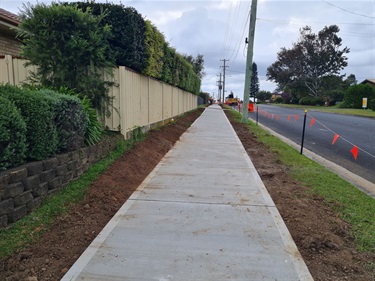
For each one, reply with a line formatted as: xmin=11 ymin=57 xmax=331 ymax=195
xmin=0 ymin=134 xmax=124 ymax=228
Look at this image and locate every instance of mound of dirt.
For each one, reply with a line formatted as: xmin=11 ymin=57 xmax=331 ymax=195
xmin=0 ymin=107 xmax=374 ymax=281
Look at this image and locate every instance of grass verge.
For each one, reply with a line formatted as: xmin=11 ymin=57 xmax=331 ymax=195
xmin=0 ymin=136 xmax=142 ymax=259
xmin=269 ymin=104 xmax=375 ymax=118
xmin=229 ymin=108 xmax=375 ymax=253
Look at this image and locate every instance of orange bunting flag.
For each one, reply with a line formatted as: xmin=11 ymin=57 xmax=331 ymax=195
xmin=276 ymin=115 xmax=280 ymax=121
xmin=288 ymin=115 xmax=291 ymax=122
xmin=309 ymin=118 xmax=315 ymax=127
xmin=351 ymin=146 xmax=358 ymax=160
xmin=268 ymin=114 xmax=271 ymax=119
xmin=332 ymin=134 xmax=339 ymax=145
xmin=295 ymin=114 xmax=299 ymax=121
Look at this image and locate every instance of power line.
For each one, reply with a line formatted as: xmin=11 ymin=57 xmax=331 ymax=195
xmin=321 ymin=0 xmax=375 ymax=19
xmin=257 ymin=18 xmax=374 ymax=37
xmin=257 ymin=17 xmax=375 ymax=26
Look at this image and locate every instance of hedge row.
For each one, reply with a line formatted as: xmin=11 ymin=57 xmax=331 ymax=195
xmin=65 ymin=2 xmax=201 ymax=95
xmin=299 ymin=96 xmax=325 ymax=106
xmin=340 ymin=84 xmax=375 ymax=109
xmin=0 ymin=85 xmax=89 ymax=170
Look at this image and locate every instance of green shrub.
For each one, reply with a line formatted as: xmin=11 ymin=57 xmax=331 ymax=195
xmin=275 ymin=97 xmax=283 ymax=103
xmin=64 ymin=2 xmax=201 ymax=95
xmin=0 ymin=86 xmax=59 ymax=160
xmin=299 ymin=96 xmax=324 ymax=106
xmin=340 ymin=84 xmax=375 ymax=108
xmin=370 ymin=99 xmax=375 ymax=111
xmin=0 ymin=96 xmax=27 ymax=170
xmin=18 ymin=2 xmax=114 ymax=111
xmin=81 ymin=96 xmax=104 ymax=146
xmin=38 ymin=89 xmax=88 ymax=152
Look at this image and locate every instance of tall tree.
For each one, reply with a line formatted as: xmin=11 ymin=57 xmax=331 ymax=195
xmin=250 ymin=62 xmax=259 ymax=102
xmin=18 ymin=3 xmax=114 ymax=110
xmin=183 ymin=54 xmax=205 ymax=79
xmin=267 ymin=25 xmax=350 ymax=97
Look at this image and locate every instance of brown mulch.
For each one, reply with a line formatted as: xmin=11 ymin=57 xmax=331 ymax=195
xmin=0 ymin=106 xmax=374 ymax=281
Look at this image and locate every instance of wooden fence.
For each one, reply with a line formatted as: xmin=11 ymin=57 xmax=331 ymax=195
xmin=0 ymin=55 xmax=198 ymax=138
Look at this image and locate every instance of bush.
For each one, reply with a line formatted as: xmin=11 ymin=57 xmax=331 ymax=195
xmin=299 ymin=96 xmax=324 ymax=106
xmin=0 ymin=96 xmax=27 ymax=170
xmin=81 ymin=96 xmax=104 ymax=146
xmin=340 ymin=84 xmax=375 ymax=108
xmin=0 ymin=85 xmax=59 ymax=160
xmin=370 ymin=99 xmax=375 ymax=111
xmin=275 ymin=97 xmax=283 ymax=103
xmin=38 ymin=89 xmax=88 ymax=152
xmin=18 ymin=2 xmax=114 ymax=111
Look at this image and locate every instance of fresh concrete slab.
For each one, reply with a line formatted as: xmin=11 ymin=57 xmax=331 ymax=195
xmin=62 ymin=105 xmax=313 ymax=281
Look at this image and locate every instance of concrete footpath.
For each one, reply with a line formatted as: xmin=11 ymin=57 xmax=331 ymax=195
xmin=62 ymin=105 xmax=313 ymax=281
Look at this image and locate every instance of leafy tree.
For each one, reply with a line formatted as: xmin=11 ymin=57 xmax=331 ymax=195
xmin=18 ymin=2 xmax=114 ymax=110
xmin=67 ymin=2 xmax=147 ymax=72
xmin=250 ymin=62 xmax=259 ymax=102
xmin=267 ymin=25 xmax=350 ymax=98
xmin=256 ymin=90 xmax=272 ymax=102
xmin=183 ymin=54 xmax=205 ymax=79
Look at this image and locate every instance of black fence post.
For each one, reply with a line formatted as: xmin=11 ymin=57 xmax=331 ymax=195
xmin=300 ymin=110 xmax=308 ymax=154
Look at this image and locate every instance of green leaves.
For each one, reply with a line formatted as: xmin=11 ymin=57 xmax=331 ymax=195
xmin=0 ymin=96 xmax=27 ymax=170
xmin=18 ymin=2 xmax=114 ymax=111
xmin=267 ymin=25 xmax=350 ymax=98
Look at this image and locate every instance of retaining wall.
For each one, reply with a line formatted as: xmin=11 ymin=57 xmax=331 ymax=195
xmin=0 ymin=134 xmax=124 ymax=228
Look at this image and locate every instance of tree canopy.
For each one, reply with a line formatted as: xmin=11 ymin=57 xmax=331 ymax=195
xmin=250 ymin=62 xmax=259 ymax=102
xmin=18 ymin=2 xmax=114 ymax=110
xmin=267 ymin=25 xmax=350 ymax=98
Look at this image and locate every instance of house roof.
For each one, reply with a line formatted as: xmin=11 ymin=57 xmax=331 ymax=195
xmin=0 ymin=8 xmax=20 ymax=37
xmin=360 ymin=79 xmax=375 ymax=86
xmin=0 ymin=8 xmax=20 ymax=25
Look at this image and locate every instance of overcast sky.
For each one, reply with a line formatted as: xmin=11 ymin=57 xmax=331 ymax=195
xmin=1 ymin=0 xmax=374 ymax=99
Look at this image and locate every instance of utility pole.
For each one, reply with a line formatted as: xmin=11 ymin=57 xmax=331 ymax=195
xmin=241 ymin=0 xmax=258 ymax=123
xmin=216 ymin=73 xmax=222 ymax=102
xmin=220 ymin=59 xmax=229 ymax=103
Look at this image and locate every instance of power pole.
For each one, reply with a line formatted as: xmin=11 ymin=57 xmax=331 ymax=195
xmin=241 ymin=0 xmax=258 ymax=123
xmin=220 ymin=59 xmax=229 ymax=103
xmin=216 ymin=73 xmax=222 ymax=102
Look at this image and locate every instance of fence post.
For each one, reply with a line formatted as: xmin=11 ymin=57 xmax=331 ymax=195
xmin=300 ymin=110 xmax=308 ymax=154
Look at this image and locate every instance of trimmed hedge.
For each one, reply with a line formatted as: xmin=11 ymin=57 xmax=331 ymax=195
xmin=38 ymin=89 xmax=88 ymax=152
xmin=340 ymin=84 xmax=375 ymax=108
xmin=0 ymin=96 xmax=27 ymax=170
xmin=0 ymin=85 xmax=91 ymax=168
xmin=370 ymin=99 xmax=375 ymax=111
xmin=64 ymin=2 xmax=201 ymax=95
xmin=299 ymin=96 xmax=325 ymax=106
xmin=1 ymin=87 xmax=59 ymax=160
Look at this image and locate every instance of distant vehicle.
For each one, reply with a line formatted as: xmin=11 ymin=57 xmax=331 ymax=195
xmin=225 ymin=92 xmax=239 ymax=105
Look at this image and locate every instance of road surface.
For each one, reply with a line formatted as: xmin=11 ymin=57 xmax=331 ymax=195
xmin=246 ymin=105 xmax=375 ymax=184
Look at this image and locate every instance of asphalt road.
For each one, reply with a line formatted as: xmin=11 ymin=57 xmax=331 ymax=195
xmin=246 ymin=105 xmax=375 ymax=184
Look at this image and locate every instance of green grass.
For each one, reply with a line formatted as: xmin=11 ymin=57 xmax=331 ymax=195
xmin=269 ymin=103 xmax=375 ymax=118
xmin=0 ymin=137 xmax=140 ymax=258
xmin=230 ymin=109 xmax=375 ymax=253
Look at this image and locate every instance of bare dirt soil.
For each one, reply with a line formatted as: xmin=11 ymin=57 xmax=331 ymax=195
xmin=0 ymin=107 xmax=374 ymax=281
